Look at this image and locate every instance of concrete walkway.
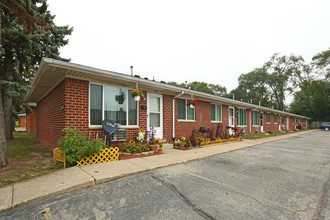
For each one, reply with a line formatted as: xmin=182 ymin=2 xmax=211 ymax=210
xmin=0 ymin=130 xmax=316 ymax=212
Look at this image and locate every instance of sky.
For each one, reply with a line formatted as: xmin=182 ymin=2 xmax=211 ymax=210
xmin=47 ymin=0 xmax=330 ymax=97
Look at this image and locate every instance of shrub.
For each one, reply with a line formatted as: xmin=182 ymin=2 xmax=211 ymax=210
xmin=189 ymin=130 xmax=203 ymax=146
xmin=154 ymin=138 xmax=164 ymax=148
xmin=58 ymin=126 xmax=106 ymax=166
xmin=215 ymin=123 xmax=223 ymax=138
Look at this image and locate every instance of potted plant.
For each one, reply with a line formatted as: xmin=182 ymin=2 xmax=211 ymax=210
xmin=179 ymin=136 xmax=186 ymax=149
xmin=115 ymin=90 xmax=125 ymax=104
xmin=136 ymin=129 xmax=147 ymax=144
xmin=155 ymin=138 xmax=164 ymax=153
xmin=131 ymin=89 xmax=144 ymax=101
xmin=148 ymin=129 xmax=158 ymax=152
xmin=187 ymin=99 xmax=198 ymax=108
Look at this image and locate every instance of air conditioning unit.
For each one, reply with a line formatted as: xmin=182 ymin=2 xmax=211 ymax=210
xmin=110 ymin=129 xmax=127 ymax=141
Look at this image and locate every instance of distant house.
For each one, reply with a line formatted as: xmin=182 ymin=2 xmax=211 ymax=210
xmin=17 ymin=113 xmax=26 ymax=127
xmin=25 ymin=58 xmax=310 ymax=149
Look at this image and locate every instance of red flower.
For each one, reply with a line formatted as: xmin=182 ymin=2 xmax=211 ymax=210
xmin=187 ymin=99 xmax=198 ymax=106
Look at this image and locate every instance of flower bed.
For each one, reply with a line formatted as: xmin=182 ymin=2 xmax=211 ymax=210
xmin=172 ymin=135 xmax=241 ymax=149
xmin=119 ymin=151 xmax=163 ymax=160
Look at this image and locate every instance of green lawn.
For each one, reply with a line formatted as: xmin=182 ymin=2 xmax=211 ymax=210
xmin=0 ymin=132 xmax=63 ymax=187
xmin=242 ymin=129 xmax=307 ymax=140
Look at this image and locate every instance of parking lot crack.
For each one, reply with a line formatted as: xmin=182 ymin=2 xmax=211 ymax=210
xmin=150 ymin=174 xmax=216 ymax=220
xmin=312 ymin=171 xmax=330 ymax=220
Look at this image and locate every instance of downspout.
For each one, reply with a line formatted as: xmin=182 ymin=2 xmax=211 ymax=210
xmin=173 ymin=91 xmax=184 ymax=140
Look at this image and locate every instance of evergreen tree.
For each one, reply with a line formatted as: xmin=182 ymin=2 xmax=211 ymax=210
xmin=0 ymin=0 xmax=72 ymax=167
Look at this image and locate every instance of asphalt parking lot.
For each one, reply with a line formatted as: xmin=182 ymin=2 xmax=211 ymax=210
xmin=1 ymin=130 xmax=329 ymax=219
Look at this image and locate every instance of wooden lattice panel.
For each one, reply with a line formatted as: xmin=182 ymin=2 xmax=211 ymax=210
xmin=53 ymin=148 xmax=66 ymax=168
xmin=76 ymin=147 xmax=119 ymax=166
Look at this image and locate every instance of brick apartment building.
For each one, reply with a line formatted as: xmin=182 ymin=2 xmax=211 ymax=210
xmin=25 ymin=58 xmax=310 ymax=149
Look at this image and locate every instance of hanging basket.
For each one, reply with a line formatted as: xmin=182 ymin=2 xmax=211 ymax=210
xmin=134 ymin=96 xmax=141 ymax=101
xmin=187 ymin=99 xmax=198 ymax=108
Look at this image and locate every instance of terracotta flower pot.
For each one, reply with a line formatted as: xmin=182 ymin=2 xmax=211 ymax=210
xmin=157 ymin=148 xmax=163 ymax=153
xmin=150 ymin=144 xmax=157 ymax=152
xmin=179 ymin=142 xmax=185 ymax=149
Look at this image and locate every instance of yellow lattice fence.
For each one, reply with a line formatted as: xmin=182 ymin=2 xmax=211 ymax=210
xmin=76 ymin=147 xmax=119 ymax=166
xmin=53 ymin=148 xmax=66 ymax=168
xmin=53 ymin=147 xmax=119 ymax=167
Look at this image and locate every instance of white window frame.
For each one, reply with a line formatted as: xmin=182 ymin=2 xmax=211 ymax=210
xmin=89 ymin=82 xmax=139 ymax=128
xmin=211 ymin=103 xmax=222 ymax=123
xmin=178 ymin=98 xmax=195 ymax=122
xmin=266 ymin=112 xmax=271 ymax=124
xmin=274 ymin=114 xmax=277 ymax=124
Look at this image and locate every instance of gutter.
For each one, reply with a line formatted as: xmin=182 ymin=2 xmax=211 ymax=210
xmin=173 ymin=91 xmax=184 ymax=140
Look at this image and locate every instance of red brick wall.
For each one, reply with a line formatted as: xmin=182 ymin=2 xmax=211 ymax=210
xmin=245 ymin=109 xmax=251 ymax=134
xmin=26 ymin=107 xmax=37 ymax=134
xmin=63 ymin=78 xmax=147 ymax=149
xmin=264 ymin=113 xmax=280 ymax=132
xmin=64 ymin=78 xmax=89 ymax=132
xmin=36 ymin=77 xmax=309 ymax=149
xmin=175 ymin=100 xmax=211 ymax=139
xmin=19 ymin=116 xmax=26 ymax=127
xmin=37 ymin=80 xmax=65 ymax=149
xmin=163 ymin=94 xmax=173 ymax=142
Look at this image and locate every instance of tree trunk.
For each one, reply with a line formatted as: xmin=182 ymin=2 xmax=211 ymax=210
xmin=0 ymin=10 xmax=8 ymax=168
xmin=3 ymin=52 xmax=14 ymax=141
xmin=0 ymin=88 xmax=8 ymax=168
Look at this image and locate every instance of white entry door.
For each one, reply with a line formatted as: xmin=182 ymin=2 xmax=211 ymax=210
xmin=228 ymin=107 xmax=235 ymax=135
xmin=147 ymin=93 xmax=163 ymax=139
xmin=260 ymin=112 xmax=264 ymax=132
xmin=279 ymin=116 xmax=281 ymax=131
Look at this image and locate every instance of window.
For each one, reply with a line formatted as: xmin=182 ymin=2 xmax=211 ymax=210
xmin=90 ymin=84 xmax=103 ymax=125
xmin=267 ymin=113 xmax=270 ymax=124
xmin=211 ymin=104 xmax=222 ymax=122
xmin=237 ymin=108 xmax=246 ymax=126
xmin=252 ymin=111 xmax=259 ymax=126
xmin=274 ymin=114 xmax=277 ymax=124
xmin=178 ymin=98 xmax=195 ymax=120
xmin=282 ymin=116 xmax=285 ymax=125
xmin=90 ymin=84 xmax=138 ymax=126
